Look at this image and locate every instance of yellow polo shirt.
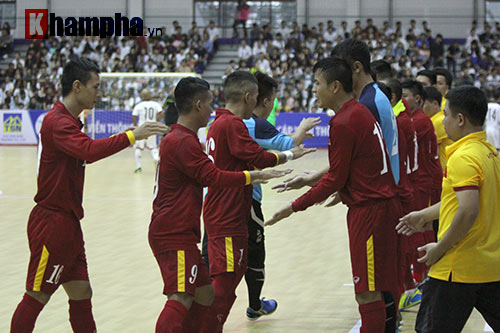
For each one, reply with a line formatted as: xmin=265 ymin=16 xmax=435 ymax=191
xmin=429 ymin=131 xmax=500 ymax=283
xmin=430 ymin=111 xmax=454 ymax=172
xmin=441 ymin=96 xmax=447 ymax=111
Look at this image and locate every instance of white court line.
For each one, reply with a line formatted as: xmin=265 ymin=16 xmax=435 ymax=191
xmin=349 ymin=320 xmax=361 ymax=333
xmin=485 ymin=323 xmax=493 ymax=331
xmin=344 ymin=283 xmax=354 ymax=286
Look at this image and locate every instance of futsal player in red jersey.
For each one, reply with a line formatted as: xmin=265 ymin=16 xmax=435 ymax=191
xmin=380 ymin=78 xmax=419 ymax=294
xmin=10 ymin=55 xmax=169 ymax=333
xmin=268 ymin=57 xmax=402 ymax=333
xmin=148 ymin=77 xmax=290 ymax=332
xmin=201 ymin=71 xmax=314 ymax=332
xmin=402 ymin=80 xmax=442 ymax=282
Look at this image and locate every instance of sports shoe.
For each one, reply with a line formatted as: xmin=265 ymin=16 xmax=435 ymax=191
xmin=246 ymin=298 xmax=278 ymax=321
xmin=399 ymin=288 xmax=422 ymax=311
xmin=134 ymin=167 xmax=142 ymax=174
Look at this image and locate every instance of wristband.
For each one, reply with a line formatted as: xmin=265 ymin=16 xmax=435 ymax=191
xmin=243 ymin=171 xmax=251 ymax=185
xmin=283 ymin=150 xmax=294 ymax=161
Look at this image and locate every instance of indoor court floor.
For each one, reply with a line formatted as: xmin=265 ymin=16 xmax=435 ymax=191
xmin=0 ymin=146 xmax=490 ymax=332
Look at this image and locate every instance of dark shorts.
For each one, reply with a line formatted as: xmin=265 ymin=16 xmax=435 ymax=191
xmin=154 ymin=247 xmax=211 ymax=296
xmin=26 ymin=205 xmax=88 ymax=294
xmin=347 ymin=198 xmax=402 ymax=294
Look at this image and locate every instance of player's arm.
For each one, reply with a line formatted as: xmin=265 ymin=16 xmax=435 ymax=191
xmin=289 ymin=117 xmax=321 ymax=146
xmin=266 ymin=123 xmax=353 ymax=226
xmin=396 ymin=201 xmax=441 ymax=235
xmin=54 ymin=118 xmax=168 ymax=163
xmin=418 ymin=190 xmax=478 ymax=266
xmin=177 ymin=138 xmax=290 ymax=187
xmin=132 ymin=105 xmax=139 ymax=126
xmin=228 ymin=120 xmax=314 ymax=169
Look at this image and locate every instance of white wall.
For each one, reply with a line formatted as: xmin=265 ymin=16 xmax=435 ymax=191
xmin=143 ymin=0 xmax=192 ymax=34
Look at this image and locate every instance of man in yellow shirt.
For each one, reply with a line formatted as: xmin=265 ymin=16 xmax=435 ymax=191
xmin=397 ymin=86 xmax=500 ymax=332
xmin=423 ymin=86 xmax=454 ymax=172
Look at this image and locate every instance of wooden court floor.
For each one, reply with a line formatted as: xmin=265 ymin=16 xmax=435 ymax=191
xmin=0 ymin=146 xmax=490 ymax=332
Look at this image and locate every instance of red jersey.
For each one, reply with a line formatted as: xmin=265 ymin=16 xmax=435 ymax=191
xmin=409 ymin=108 xmax=442 ymax=191
xmin=203 ymin=109 xmax=278 ymax=239
xmin=292 ymin=99 xmax=397 ymax=211
xmin=395 ymin=107 xmax=416 ymax=202
xmin=149 ymin=124 xmax=248 ymax=254
xmin=35 ymin=101 xmax=133 ymax=220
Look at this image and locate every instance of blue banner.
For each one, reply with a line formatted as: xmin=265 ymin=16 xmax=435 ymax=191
xmin=1 ymin=110 xmax=332 ymax=147
xmin=87 ymin=110 xmax=134 ymax=140
xmin=275 ymin=112 xmax=331 ymax=148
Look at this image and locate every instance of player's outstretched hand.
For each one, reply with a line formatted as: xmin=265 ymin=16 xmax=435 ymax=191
xmin=304 ymin=133 xmax=314 ymax=139
xmin=249 ymin=168 xmax=293 ymax=185
xmin=271 ymin=171 xmax=316 ymax=193
xmin=133 ymin=122 xmax=170 ymax=141
xmin=299 ymin=117 xmax=322 ymax=132
xmin=324 ymin=192 xmax=341 ymax=207
xmin=290 ymin=144 xmax=316 ymax=160
xmin=265 ymin=203 xmax=294 ymax=226
xmin=396 ymin=211 xmax=429 ymax=236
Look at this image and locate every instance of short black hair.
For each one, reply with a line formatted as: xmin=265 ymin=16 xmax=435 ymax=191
xmin=313 ymin=57 xmax=353 ymax=92
xmin=255 ymin=72 xmax=278 ymax=105
xmin=417 ymin=69 xmax=437 ymax=85
xmin=433 ymin=67 xmax=453 ymax=88
xmin=423 ymin=86 xmax=442 ymax=105
xmin=446 ymin=86 xmax=487 ymax=126
xmin=61 ymin=55 xmax=100 ymax=97
xmin=381 ymin=78 xmax=402 ymax=102
xmin=331 ymin=39 xmax=371 ymax=75
xmin=174 ymin=77 xmax=211 ymax=115
xmin=370 ymin=60 xmax=392 ymax=80
xmin=223 ymin=70 xmax=258 ymax=103
xmin=377 ymin=82 xmax=392 ymax=101
xmin=401 ymin=79 xmax=424 ymax=99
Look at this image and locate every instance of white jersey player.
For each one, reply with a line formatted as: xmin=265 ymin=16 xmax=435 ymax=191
xmin=132 ymin=89 xmax=163 ymax=173
xmin=486 ymin=98 xmax=500 ymax=152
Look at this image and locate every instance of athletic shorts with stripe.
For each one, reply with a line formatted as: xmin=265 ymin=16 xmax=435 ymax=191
xmin=153 ymin=247 xmax=210 ymax=296
xmin=208 ymin=236 xmax=248 ymax=279
xmin=347 ymin=197 xmax=402 ymax=294
xmin=25 ymin=205 xmax=89 ymax=294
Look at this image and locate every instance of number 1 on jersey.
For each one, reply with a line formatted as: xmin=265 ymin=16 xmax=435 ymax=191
xmin=373 ymin=123 xmax=389 ymax=175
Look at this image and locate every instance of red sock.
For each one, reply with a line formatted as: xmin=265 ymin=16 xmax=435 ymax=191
xmin=413 ymin=271 xmax=423 ymax=283
xmin=68 ymin=299 xmax=96 ymax=333
xmin=156 ymin=300 xmax=188 ymax=333
xmin=182 ymin=302 xmax=209 ymax=333
xmin=11 ymin=293 xmax=45 ymax=333
xmin=200 ymin=273 xmax=238 ymax=333
xmin=359 ymin=300 xmax=386 ymax=333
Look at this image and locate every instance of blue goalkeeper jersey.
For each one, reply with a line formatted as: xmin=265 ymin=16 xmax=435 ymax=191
xmin=359 ymin=82 xmax=400 ymax=184
xmin=243 ymin=114 xmax=294 ymax=202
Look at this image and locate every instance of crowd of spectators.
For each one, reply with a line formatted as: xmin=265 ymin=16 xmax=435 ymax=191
xmin=0 ymin=20 xmax=218 ymax=110
xmin=1 ymin=17 xmax=499 ymax=112
xmin=229 ymin=18 xmax=500 ymax=112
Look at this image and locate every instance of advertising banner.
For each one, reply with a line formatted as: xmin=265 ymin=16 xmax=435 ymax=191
xmin=0 ymin=110 xmax=332 ymax=147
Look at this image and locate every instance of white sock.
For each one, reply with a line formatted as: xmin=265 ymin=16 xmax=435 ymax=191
xmin=151 ymin=148 xmax=159 ymax=163
xmin=135 ymin=149 xmax=142 ymax=169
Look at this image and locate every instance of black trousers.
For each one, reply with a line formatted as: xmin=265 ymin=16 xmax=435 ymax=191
xmin=416 ymin=277 xmax=500 ymax=333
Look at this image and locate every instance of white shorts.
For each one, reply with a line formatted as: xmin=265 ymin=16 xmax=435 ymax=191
xmin=135 ymin=136 xmax=158 ymax=150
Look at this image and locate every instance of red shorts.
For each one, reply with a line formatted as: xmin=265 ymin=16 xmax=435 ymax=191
xmin=207 ymin=236 xmax=247 ymax=278
xmin=26 ymin=205 xmax=88 ymax=294
xmin=347 ymin=198 xmax=401 ymax=294
xmin=154 ymin=246 xmax=210 ymax=296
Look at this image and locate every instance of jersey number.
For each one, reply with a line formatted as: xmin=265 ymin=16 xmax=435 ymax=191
xmin=146 ymin=107 xmax=155 ymax=121
xmin=188 ymin=265 xmax=198 ymax=284
xmin=46 ymin=265 xmax=64 ymax=284
xmin=373 ymin=123 xmax=389 ymax=175
xmin=207 ymin=137 xmax=215 ymax=163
